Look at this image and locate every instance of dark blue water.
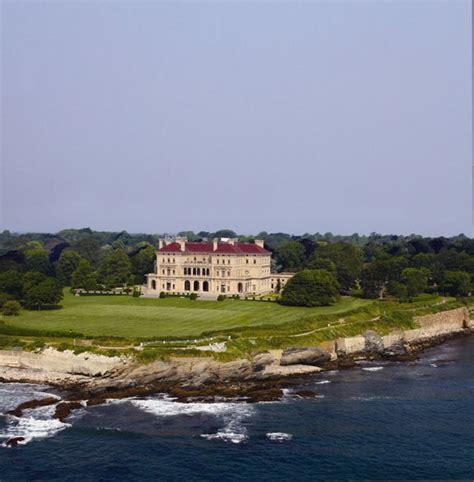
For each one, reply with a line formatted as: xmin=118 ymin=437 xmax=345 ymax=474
xmin=1 ymin=337 xmax=474 ymax=481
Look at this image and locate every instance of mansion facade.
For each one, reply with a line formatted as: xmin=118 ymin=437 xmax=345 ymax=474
xmin=144 ymin=237 xmax=293 ymax=297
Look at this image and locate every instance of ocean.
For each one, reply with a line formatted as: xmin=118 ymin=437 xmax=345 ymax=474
xmin=1 ymin=336 xmax=473 ymax=481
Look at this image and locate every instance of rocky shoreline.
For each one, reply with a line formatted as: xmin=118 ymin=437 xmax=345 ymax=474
xmin=2 ymin=306 xmax=473 ymax=446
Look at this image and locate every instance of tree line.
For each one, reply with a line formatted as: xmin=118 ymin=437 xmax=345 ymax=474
xmin=1 ymin=228 xmax=473 ymax=311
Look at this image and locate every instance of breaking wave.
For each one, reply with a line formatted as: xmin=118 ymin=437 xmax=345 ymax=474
xmin=1 ymin=405 xmax=70 ymax=447
xmin=362 ymin=367 xmax=384 ymax=372
xmin=266 ymin=432 xmax=293 ymax=442
xmin=131 ymin=395 xmax=255 ymax=444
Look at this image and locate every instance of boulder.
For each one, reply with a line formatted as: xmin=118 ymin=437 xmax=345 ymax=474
xmin=382 ymin=341 xmax=407 ymax=358
xmin=280 ymin=347 xmax=330 ymax=366
xmin=363 ymin=331 xmax=384 ymax=354
xmin=252 ymin=352 xmax=275 ymax=372
xmin=5 ymin=437 xmax=25 ymax=447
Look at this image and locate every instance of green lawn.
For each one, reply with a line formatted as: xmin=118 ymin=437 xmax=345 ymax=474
xmin=4 ymin=291 xmax=373 ymax=339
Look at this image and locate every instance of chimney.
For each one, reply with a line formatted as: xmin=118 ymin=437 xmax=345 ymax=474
xmin=178 ymin=239 xmax=186 ymax=252
xmin=213 ymin=238 xmax=218 ymax=251
xmin=228 ymin=238 xmax=237 ymax=246
xmin=255 ymin=239 xmax=264 ymax=248
xmin=158 ymin=239 xmax=164 ymax=250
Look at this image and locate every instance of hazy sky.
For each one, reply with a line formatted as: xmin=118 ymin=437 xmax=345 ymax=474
xmin=1 ymin=1 xmax=471 ymax=236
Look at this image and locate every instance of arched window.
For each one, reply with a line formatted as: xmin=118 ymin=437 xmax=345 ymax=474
xmin=203 ymin=281 xmax=209 ymax=292
xmin=193 ymin=280 xmax=200 ymax=291
xmin=184 ymin=280 xmax=191 ymax=291
xmin=238 ymin=282 xmax=243 ymax=293
xmin=151 ymin=280 xmax=156 ymax=290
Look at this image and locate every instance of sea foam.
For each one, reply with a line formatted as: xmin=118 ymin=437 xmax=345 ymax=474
xmin=131 ymin=396 xmax=255 ymax=444
xmin=1 ymin=405 xmax=70 ymax=447
xmin=266 ymin=432 xmax=293 ymax=442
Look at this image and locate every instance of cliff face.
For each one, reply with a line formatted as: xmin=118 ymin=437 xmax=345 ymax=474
xmin=0 ymin=307 xmax=472 ymax=392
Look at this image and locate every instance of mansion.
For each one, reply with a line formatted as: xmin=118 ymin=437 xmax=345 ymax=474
xmin=145 ymin=237 xmax=293 ymax=297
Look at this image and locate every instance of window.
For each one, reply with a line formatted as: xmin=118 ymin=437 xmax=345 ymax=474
xmin=254 ymin=259 xmax=256 ymax=264
xmin=184 ymin=280 xmax=191 ymax=291
xmin=246 ymin=259 xmax=249 ymax=264
xmin=228 ymin=259 xmax=230 ymax=264
xmin=151 ymin=280 xmax=156 ymax=290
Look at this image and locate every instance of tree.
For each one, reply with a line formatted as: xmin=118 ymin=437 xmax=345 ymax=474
xmin=275 ymin=279 xmax=281 ymax=294
xmin=400 ymin=268 xmax=429 ymax=300
xmin=97 ymin=249 xmax=132 ymax=287
xmin=131 ymin=244 xmax=156 ymax=283
xmin=2 ymin=300 xmax=21 ymax=316
xmin=24 ymin=277 xmax=63 ymax=309
xmin=71 ymin=259 xmax=93 ymax=289
xmin=25 ymin=248 xmax=52 ymax=275
xmin=439 ymin=271 xmax=471 ymax=297
xmin=56 ymin=250 xmax=83 ymax=286
xmin=280 ymin=269 xmax=340 ymax=307
xmin=306 ymin=257 xmax=337 ymax=274
xmin=310 ymin=242 xmax=363 ymax=291
xmin=360 ymin=256 xmax=408 ymax=299
xmin=387 ymin=281 xmax=408 ymax=301
xmin=0 ymin=270 xmax=24 ymax=298
xmin=82 ymin=273 xmax=99 ymax=292
xmin=73 ymin=238 xmax=102 ymax=265
xmin=22 ymin=271 xmax=47 ymax=292
xmin=274 ymin=241 xmax=306 ymax=272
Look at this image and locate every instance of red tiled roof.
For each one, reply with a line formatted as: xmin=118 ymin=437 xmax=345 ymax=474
xmin=158 ymin=241 xmax=270 ymax=254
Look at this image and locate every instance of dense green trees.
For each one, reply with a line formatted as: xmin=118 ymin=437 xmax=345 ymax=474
xmin=25 ymin=248 xmax=52 ymax=275
xmin=439 ymin=271 xmax=471 ymax=297
xmin=2 ymin=229 xmax=474 ymax=309
xmin=97 ymin=249 xmax=132 ymax=287
xmin=281 ymin=269 xmax=340 ymax=307
xmin=131 ymin=243 xmax=156 ymax=283
xmin=71 ymin=259 xmax=93 ymax=289
xmin=274 ymin=241 xmax=306 ymax=272
xmin=56 ymin=250 xmax=83 ymax=285
xmin=309 ymin=242 xmax=363 ymax=291
xmin=400 ymin=268 xmax=429 ymax=300
xmin=24 ymin=277 xmax=63 ymax=309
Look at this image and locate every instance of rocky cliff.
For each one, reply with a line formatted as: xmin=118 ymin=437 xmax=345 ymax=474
xmin=0 ymin=307 xmax=472 ymax=395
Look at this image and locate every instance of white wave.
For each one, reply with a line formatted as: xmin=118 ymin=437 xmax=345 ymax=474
xmin=430 ymin=363 xmax=438 ymax=368
xmin=131 ymin=396 xmax=255 ymax=444
xmin=315 ymin=380 xmax=331 ymax=385
xmin=266 ymin=432 xmax=293 ymax=442
xmin=0 ymin=383 xmax=60 ymax=415
xmin=362 ymin=367 xmax=384 ymax=372
xmin=0 ymin=405 xmax=70 ymax=447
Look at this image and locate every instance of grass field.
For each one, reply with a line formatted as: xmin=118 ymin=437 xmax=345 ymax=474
xmin=4 ymin=291 xmax=373 ymax=338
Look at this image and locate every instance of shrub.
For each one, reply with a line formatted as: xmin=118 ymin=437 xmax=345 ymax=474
xmin=132 ymin=289 xmax=140 ymax=298
xmin=217 ymin=295 xmax=226 ymax=301
xmin=280 ymin=269 xmax=340 ymax=307
xmin=0 ymin=292 xmax=15 ymax=308
xmin=2 ymin=300 xmax=21 ymax=316
xmin=159 ymin=291 xmax=166 ymax=299
xmin=189 ymin=293 xmax=198 ymax=300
